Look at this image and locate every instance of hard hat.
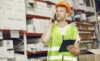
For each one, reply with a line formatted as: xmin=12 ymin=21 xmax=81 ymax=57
xmin=55 ymin=1 xmax=71 ymax=16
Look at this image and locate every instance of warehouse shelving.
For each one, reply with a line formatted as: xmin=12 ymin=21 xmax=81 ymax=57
xmin=0 ymin=0 xmax=25 ymax=61
xmin=0 ymin=30 xmax=27 ymax=61
xmin=26 ymin=14 xmax=72 ymax=23
xmin=80 ymin=40 xmax=94 ymax=43
xmin=28 ymin=0 xmax=95 ymax=22
xmin=72 ymin=8 xmax=94 ymax=16
xmin=27 ymin=51 xmax=47 ymax=55
xmin=1 ymin=0 xmax=98 ymax=60
xmin=39 ymin=0 xmax=94 ymax=15
xmin=76 ymin=22 xmax=93 ymax=25
xmin=32 ymin=0 xmax=94 ymax=16
xmin=0 ymin=30 xmax=24 ymax=33
xmin=27 ymin=51 xmax=47 ymax=59
xmin=1 ymin=29 xmax=94 ymax=37
xmin=0 ymin=0 xmax=96 ymax=60
xmin=26 ymin=14 xmax=50 ymax=20
xmin=26 ymin=0 xmax=96 ymax=51
xmin=0 ymin=30 xmax=25 ymax=39
xmin=15 ymin=50 xmax=47 ymax=56
xmin=81 ymin=38 xmax=96 ymax=41
xmin=77 ymin=22 xmax=96 ymax=53
xmin=26 ymin=33 xmax=42 ymax=37
xmin=26 ymin=32 xmax=96 ymax=38
xmin=35 ymin=0 xmax=55 ymax=5
xmin=80 ymin=48 xmax=87 ymax=51
xmin=79 ymin=29 xmax=94 ymax=32
xmin=21 ymin=0 xmax=98 ymax=60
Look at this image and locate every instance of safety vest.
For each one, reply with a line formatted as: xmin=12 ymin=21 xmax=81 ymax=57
xmin=47 ymin=24 xmax=78 ymax=61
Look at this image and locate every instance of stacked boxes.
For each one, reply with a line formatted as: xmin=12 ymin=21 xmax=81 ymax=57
xmin=80 ymin=13 xmax=86 ymax=21
xmin=27 ymin=18 xmax=50 ymax=33
xmin=73 ymin=0 xmax=86 ymax=11
xmin=87 ymin=15 xmax=97 ymax=22
xmin=0 ymin=0 xmax=26 ymax=30
xmin=0 ymin=40 xmax=15 ymax=60
xmin=15 ymin=53 xmax=27 ymax=61
xmin=15 ymin=38 xmax=48 ymax=52
xmin=47 ymin=0 xmax=61 ymax=3
xmin=65 ymin=0 xmax=73 ymax=7
xmin=27 ymin=1 xmax=52 ymax=17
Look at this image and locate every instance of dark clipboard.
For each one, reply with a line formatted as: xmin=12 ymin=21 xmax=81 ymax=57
xmin=59 ymin=40 xmax=75 ymax=52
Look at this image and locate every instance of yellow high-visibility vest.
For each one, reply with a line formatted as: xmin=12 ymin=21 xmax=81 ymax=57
xmin=47 ymin=24 xmax=78 ymax=61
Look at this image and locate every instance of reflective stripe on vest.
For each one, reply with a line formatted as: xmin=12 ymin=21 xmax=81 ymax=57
xmin=48 ymin=46 xmax=60 ymax=51
xmin=47 ymin=56 xmax=77 ymax=61
xmin=47 ymin=24 xmax=78 ymax=61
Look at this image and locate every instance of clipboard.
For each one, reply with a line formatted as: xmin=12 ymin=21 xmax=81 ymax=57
xmin=59 ymin=40 xmax=75 ymax=52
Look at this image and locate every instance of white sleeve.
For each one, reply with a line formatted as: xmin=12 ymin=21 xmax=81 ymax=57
xmin=75 ymin=32 xmax=81 ymax=43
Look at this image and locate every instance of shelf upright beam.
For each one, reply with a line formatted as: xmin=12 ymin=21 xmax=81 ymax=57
xmin=93 ymin=0 xmax=97 ymax=22
xmin=23 ymin=31 xmax=28 ymax=60
xmin=24 ymin=0 xmax=28 ymax=60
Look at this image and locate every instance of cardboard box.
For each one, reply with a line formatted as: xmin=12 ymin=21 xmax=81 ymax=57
xmin=79 ymin=49 xmax=100 ymax=61
xmin=0 ymin=40 xmax=14 ymax=58
xmin=27 ymin=44 xmax=36 ymax=52
xmin=80 ymin=13 xmax=86 ymax=20
xmin=66 ymin=16 xmax=72 ymax=20
xmin=0 ymin=6 xmax=4 ymax=14
xmin=7 ymin=50 xmax=15 ymax=59
xmin=33 ymin=19 xmax=42 ymax=33
xmin=35 ymin=41 xmax=44 ymax=52
xmin=15 ymin=53 xmax=27 ymax=61
xmin=0 ymin=0 xmax=26 ymax=30
xmin=36 ymin=1 xmax=47 ymax=9
xmin=65 ymin=0 xmax=73 ymax=7
xmin=91 ymin=8 xmax=95 ymax=12
xmin=43 ymin=20 xmax=50 ymax=32
xmin=27 ymin=18 xmax=43 ymax=33
xmin=27 ymin=24 xmax=35 ymax=33
xmin=0 ymin=15 xmax=4 ymax=29
xmin=6 ymin=40 xmax=14 ymax=49
xmin=0 ymin=47 xmax=7 ymax=58
xmin=87 ymin=15 xmax=97 ymax=22
xmin=0 ymin=40 xmax=14 ymax=49
xmin=39 ymin=20 xmax=45 ymax=33
xmin=79 ymin=0 xmax=84 ymax=4
xmin=0 ymin=58 xmax=7 ymax=61
xmin=73 ymin=0 xmax=86 ymax=11
xmin=29 ymin=0 xmax=34 ymax=3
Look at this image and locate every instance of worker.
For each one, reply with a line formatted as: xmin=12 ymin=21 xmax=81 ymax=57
xmin=41 ymin=1 xmax=80 ymax=61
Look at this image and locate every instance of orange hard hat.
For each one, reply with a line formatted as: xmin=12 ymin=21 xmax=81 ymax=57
xmin=55 ymin=1 xmax=71 ymax=16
